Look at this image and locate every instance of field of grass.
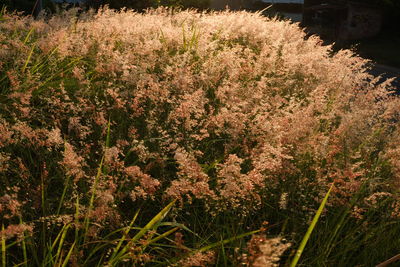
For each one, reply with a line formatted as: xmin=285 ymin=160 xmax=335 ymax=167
xmin=1 ymin=6 xmax=400 ymax=266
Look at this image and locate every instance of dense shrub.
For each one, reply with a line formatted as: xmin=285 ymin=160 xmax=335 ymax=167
xmin=1 ymin=7 xmax=400 ymax=266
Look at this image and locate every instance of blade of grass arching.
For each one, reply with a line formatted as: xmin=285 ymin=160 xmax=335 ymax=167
xmin=83 ymin=241 xmax=113 ymax=265
xmin=96 ymin=225 xmax=144 ymax=242
xmin=189 ymin=27 xmax=199 ymax=51
xmin=35 ymin=57 xmax=82 ymax=94
xmin=83 ymin=120 xmax=110 ymax=244
xmin=220 ymin=236 xmax=228 ymax=267
xmin=12 ymin=261 xmax=28 ymax=267
xmin=158 ymin=222 xmax=195 ymax=236
xmin=130 ymin=200 xmax=176 ymax=244
xmin=83 ymin=121 xmax=110 ymax=246
xmin=20 ymin=242 xmax=28 ymax=267
xmin=110 ymin=200 xmax=176 ymax=265
xmin=43 ymin=244 xmax=55 ymax=266
xmin=108 ymin=209 xmax=140 ymax=261
xmin=83 ymin=155 xmax=104 ymax=245
xmin=95 ymin=254 xmax=106 ymax=267
xmin=197 ymin=229 xmax=260 ymax=253
xmin=18 ymin=218 xmax=28 ymax=267
xmin=167 ymin=229 xmax=261 ymax=266
xmin=0 ymin=73 xmax=9 ymax=88
xmin=25 ymin=237 xmax=40 ymax=267
xmin=43 ymin=223 xmax=69 ymax=266
xmin=289 ymin=184 xmax=334 ymax=267
xmin=22 ymin=45 xmax=35 ymax=73
xmin=145 ymin=227 xmax=179 ymax=247
xmin=257 ymin=5 xmax=273 ymax=14
xmin=23 ymin=28 xmax=34 ymax=44
xmin=31 ymin=47 xmax=58 ymax=75
xmin=92 ymin=229 xmax=150 ymax=254
xmin=105 ymin=118 xmax=111 ymax=148
xmin=40 ymin=165 xmax=46 ymax=214
xmin=74 ymin=192 xmax=80 ymax=245
xmin=323 ymin=182 xmax=368 ymax=260
xmin=56 ymin=176 xmax=70 ymax=216
xmin=57 ymin=142 xmax=72 ymax=216
xmin=0 ymin=6 xmax=6 ymax=21
xmin=376 ymin=253 xmax=400 ymax=267
xmin=60 ymin=241 xmax=76 ymax=267
xmin=321 ymin=206 xmax=351 ymax=261
xmin=54 ymin=224 xmax=71 ymax=265
xmin=2 ymin=224 xmax=6 ymax=267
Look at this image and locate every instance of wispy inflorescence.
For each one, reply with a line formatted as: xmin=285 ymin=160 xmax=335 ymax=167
xmin=0 ymin=7 xmax=399 ymax=258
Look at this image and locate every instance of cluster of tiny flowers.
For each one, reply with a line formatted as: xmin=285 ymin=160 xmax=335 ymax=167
xmin=0 ymin=223 xmax=33 ymax=241
xmin=0 ymin=6 xmax=399 ymax=254
xmin=243 ymin=234 xmax=291 ymax=267
xmin=176 ymin=251 xmax=216 ymax=267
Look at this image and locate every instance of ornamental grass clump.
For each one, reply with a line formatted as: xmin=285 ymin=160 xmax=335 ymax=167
xmin=1 ymin=6 xmax=400 ymax=266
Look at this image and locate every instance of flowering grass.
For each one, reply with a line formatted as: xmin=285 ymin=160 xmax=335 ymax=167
xmin=1 ymin=6 xmax=400 ymax=266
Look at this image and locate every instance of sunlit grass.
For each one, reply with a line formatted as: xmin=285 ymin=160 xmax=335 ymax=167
xmin=1 ymin=5 xmax=400 ymax=266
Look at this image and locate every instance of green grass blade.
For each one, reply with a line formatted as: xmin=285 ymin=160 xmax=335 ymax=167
xmin=60 ymin=241 xmax=76 ymax=267
xmin=12 ymin=261 xmax=28 ymax=267
xmin=0 ymin=6 xmax=6 ymax=21
xmin=20 ymin=241 xmax=28 ymax=267
xmin=322 ymin=182 xmax=368 ymax=259
xmin=220 ymin=236 xmax=228 ymax=267
xmin=108 ymin=209 xmax=140 ymax=261
xmin=42 ymin=223 xmax=69 ymax=265
xmin=83 ymin=155 xmax=104 ymax=244
xmin=376 ymin=254 xmax=400 ymax=267
xmin=83 ymin=119 xmax=110 ymax=244
xmin=83 ymin=242 xmax=110 ymax=265
xmin=145 ymin=227 xmax=179 ymax=247
xmin=18 ymin=218 xmax=28 ymax=267
xmin=54 ymin=224 xmax=70 ymax=265
xmin=22 ymin=45 xmax=35 ymax=73
xmin=35 ymin=57 xmax=82 ymax=94
xmin=56 ymin=176 xmax=69 ymax=216
xmin=56 ymin=143 xmax=70 ymax=216
xmin=290 ymin=184 xmax=334 ymax=267
xmin=30 ymin=46 xmax=58 ymax=75
xmin=130 ymin=200 xmax=176 ymax=244
xmin=168 ymin=229 xmax=260 ymax=266
xmin=197 ymin=229 xmax=260 ymax=253
xmin=2 ymin=224 xmax=6 ymax=267
xmin=25 ymin=238 xmax=40 ymax=267
xmin=23 ymin=28 xmax=34 ymax=44
xmin=105 ymin=118 xmax=111 ymax=149
xmin=110 ymin=200 xmax=176 ymax=264
xmin=74 ymin=192 xmax=80 ymax=245
xmin=158 ymin=222 xmax=200 ymax=239
xmin=182 ymin=25 xmax=186 ymax=51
